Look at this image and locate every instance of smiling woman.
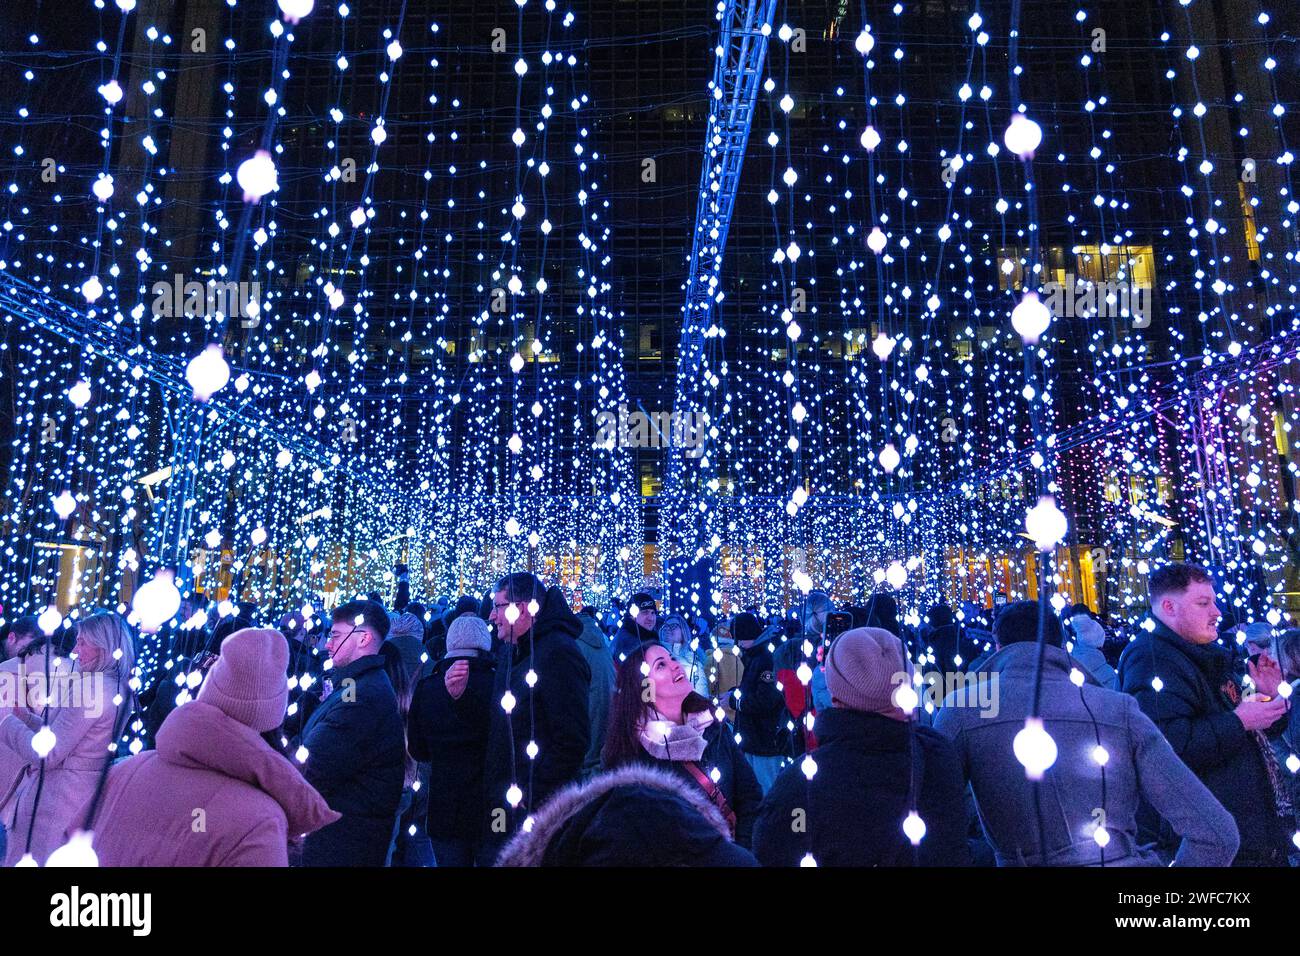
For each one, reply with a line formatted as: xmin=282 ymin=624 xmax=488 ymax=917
xmin=601 ymin=642 xmax=763 ymax=848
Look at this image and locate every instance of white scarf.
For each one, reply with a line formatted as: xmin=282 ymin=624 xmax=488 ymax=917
xmin=637 ymin=707 xmax=715 ymax=762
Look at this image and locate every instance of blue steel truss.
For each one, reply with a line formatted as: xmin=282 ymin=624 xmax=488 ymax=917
xmin=668 ymin=0 xmax=778 ymax=477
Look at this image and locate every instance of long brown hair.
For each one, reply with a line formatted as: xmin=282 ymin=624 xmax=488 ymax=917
xmin=602 ymin=642 xmax=712 ymax=769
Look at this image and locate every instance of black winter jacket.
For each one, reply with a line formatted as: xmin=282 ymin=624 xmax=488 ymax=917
xmin=752 ymin=708 xmax=971 ymax=866
xmin=732 ymin=643 xmax=788 ymax=757
xmin=301 ymin=653 xmax=406 ymax=866
xmin=407 ymin=650 xmax=497 ymax=843
xmin=480 ymin=588 xmax=591 ymax=854
xmin=1118 ymin=617 xmax=1291 ymax=864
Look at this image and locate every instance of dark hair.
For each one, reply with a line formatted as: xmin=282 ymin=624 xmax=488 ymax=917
xmin=378 ymin=641 xmax=416 ymax=786
xmin=1274 ymin=629 xmax=1300 ymax=681
xmin=9 ymin=615 xmax=41 ymax=644
xmin=495 ymin=572 xmax=546 ymax=605
xmin=602 ymin=642 xmax=711 ymax=770
xmin=994 ymin=600 xmax=1063 ymax=648
xmin=1148 ymin=563 xmax=1212 ymax=602
xmin=332 ymin=598 xmax=390 ymax=640
xmin=579 ymin=606 xmax=598 ymax=620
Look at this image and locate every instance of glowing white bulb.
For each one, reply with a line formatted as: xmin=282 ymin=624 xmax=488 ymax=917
xmin=799 ymin=853 xmax=818 ymax=867
xmin=387 ymin=40 xmax=403 ymax=61
xmin=801 ymin=754 xmax=818 ymax=780
xmin=31 ymin=726 xmax=57 ymax=759
xmin=893 ymin=681 xmax=919 ymax=713
xmin=1011 ymin=292 xmax=1052 ymax=343
xmin=98 ymin=80 xmax=123 ymax=105
xmin=1287 ymin=754 xmax=1300 ymax=774
xmin=295 ymin=745 xmax=309 ymax=763
xmin=506 ymin=784 xmax=523 ymax=807
xmin=52 ymin=491 xmax=76 ymax=520
xmin=45 ymin=830 xmax=99 ymax=867
xmin=854 ymin=29 xmax=875 ymax=55
xmin=1093 ymin=826 xmax=1111 ymax=848
xmin=1003 ymin=114 xmax=1043 ymax=157
xmin=886 ymin=560 xmax=907 ymax=589
xmin=879 ymin=443 xmax=900 ymax=473
xmin=510 ymin=352 xmax=525 ymax=373
xmin=185 ymin=344 xmax=231 ymax=401
xmin=277 ymin=0 xmax=314 ymax=22
xmin=1092 ymin=745 xmax=1110 ymax=766
xmin=92 ymin=174 xmax=114 ymax=202
xmin=872 ymin=334 xmax=896 ymax=360
xmin=514 ymin=57 xmax=528 ymax=76
xmin=902 ymin=811 xmax=926 ymax=845
xmin=1013 ymin=717 xmax=1058 ymax=780
xmin=251 ymin=526 xmax=268 ymax=545
xmin=860 ymin=126 xmax=881 ymax=151
xmin=132 ymin=570 xmax=182 ymax=633
xmin=81 ymin=276 xmax=103 ymax=303
xmin=867 ymin=227 xmax=887 ymax=254
xmin=37 ymin=606 xmax=62 ymax=636
xmin=236 ymin=151 xmax=278 ymax=201
xmin=501 ymin=690 xmax=517 ymax=713
xmin=1025 ymin=496 xmax=1068 ymax=551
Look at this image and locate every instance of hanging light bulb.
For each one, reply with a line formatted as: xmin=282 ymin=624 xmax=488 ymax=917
xmin=1025 ymin=496 xmax=1068 ymax=550
xmin=886 ymin=560 xmax=907 ymax=589
xmin=277 ymin=0 xmax=314 ymax=23
xmin=860 ymin=126 xmax=881 ymax=151
xmin=1003 ymin=113 xmax=1043 ymax=158
xmin=81 ymin=276 xmax=103 ymax=303
xmin=37 ymin=606 xmax=62 ymax=636
xmin=91 ymin=174 xmax=114 ymax=203
xmin=236 ymin=150 xmax=278 ymax=202
xmin=854 ymin=28 xmax=875 ymax=55
xmin=132 ymin=569 xmax=181 ymax=633
xmin=879 ymin=443 xmax=900 ymax=473
xmin=31 ymin=725 xmax=57 ymax=759
xmin=902 ymin=811 xmax=927 ymax=845
xmin=185 ymin=344 xmax=231 ymax=401
xmin=1013 ymin=717 xmax=1058 ymax=779
xmin=867 ymin=226 xmax=887 ymax=254
xmin=68 ymin=379 xmax=91 ymax=408
xmin=45 ymin=831 xmax=98 ymax=867
xmin=98 ymin=80 xmax=123 ymax=106
xmin=1011 ymin=292 xmax=1052 ymax=343
xmin=52 ymin=491 xmax=76 ymax=520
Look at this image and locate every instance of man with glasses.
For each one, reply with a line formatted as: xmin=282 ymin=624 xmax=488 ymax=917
xmin=301 ymin=598 xmax=405 ymax=866
xmin=479 ymin=572 xmax=590 ymax=865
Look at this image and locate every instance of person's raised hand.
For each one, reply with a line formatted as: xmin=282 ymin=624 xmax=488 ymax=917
xmin=1235 ymin=695 xmax=1288 ymax=732
xmin=1248 ymin=653 xmax=1283 ymax=699
xmin=445 ymin=660 xmax=470 ymax=700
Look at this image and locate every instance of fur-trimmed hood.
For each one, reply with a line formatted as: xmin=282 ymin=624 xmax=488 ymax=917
xmin=496 ymin=763 xmax=756 ymax=867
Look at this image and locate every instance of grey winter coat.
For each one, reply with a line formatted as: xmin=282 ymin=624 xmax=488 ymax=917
xmin=933 ymin=642 xmax=1239 ymax=866
xmin=575 ymin=616 xmax=615 ymax=780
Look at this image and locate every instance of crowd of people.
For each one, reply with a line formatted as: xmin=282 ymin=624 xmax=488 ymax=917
xmin=0 ymin=560 xmax=1296 ymax=867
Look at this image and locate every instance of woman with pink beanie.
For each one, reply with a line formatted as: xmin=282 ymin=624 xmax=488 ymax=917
xmin=83 ymin=628 xmax=339 ymax=866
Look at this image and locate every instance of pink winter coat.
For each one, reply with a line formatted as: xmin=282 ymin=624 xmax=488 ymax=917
xmin=87 ymin=700 xmax=339 ymax=866
xmin=0 ymin=649 xmax=73 ymax=830
xmin=0 ymin=668 xmax=117 ymax=866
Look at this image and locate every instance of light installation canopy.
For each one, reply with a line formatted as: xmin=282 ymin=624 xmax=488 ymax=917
xmin=0 ymin=0 xmax=1296 ymax=617
xmin=0 ymin=0 xmax=647 ymax=609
